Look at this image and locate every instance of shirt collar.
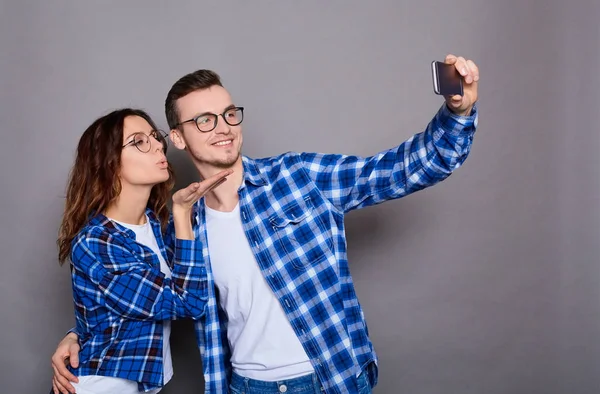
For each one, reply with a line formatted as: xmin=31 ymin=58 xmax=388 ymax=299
xmin=88 ymin=207 xmax=158 ymax=236
xmin=242 ymin=155 xmax=267 ymax=186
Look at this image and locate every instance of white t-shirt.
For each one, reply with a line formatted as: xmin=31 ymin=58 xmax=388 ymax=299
xmin=205 ymin=203 xmax=314 ymax=381
xmin=72 ymin=215 xmax=173 ymax=394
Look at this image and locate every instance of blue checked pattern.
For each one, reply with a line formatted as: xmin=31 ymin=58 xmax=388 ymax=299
xmin=68 ymin=208 xmax=208 ymax=391
xmin=193 ymin=104 xmax=478 ymax=394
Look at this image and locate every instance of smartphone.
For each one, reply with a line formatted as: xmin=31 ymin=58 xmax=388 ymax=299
xmin=431 ymin=61 xmax=463 ymax=96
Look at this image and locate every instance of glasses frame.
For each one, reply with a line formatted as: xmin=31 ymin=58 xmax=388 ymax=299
xmin=122 ymin=129 xmax=169 ymax=153
xmin=176 ymin=106 xmax=244 ymax=133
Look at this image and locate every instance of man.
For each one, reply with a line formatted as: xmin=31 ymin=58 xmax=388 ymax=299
xmin=52 ymin=54 xmax=479 ymax=394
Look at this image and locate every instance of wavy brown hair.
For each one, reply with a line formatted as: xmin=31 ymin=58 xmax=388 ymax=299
xmin=57 ymin=108 xmax=174 ymax=264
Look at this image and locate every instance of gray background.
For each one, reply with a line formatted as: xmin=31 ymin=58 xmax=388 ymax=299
xmin=1 ymin=1 xmax=598 ymax=393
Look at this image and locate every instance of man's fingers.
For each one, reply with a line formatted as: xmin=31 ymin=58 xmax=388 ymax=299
xmin=466 ymin=59 xmax=479 ymax=82
xmin=444 ymin=94 xmax=462 ymax=102
xmin=446 ymin=54 xmax=478 ymax=83
xmin=52 ymin=376 xmax=65 ymax=394
xmin=453 ymin=56 xmax=469 ymax=79
xmin=68 ymin=345 xmax=80 ymax=368
xmin=69 ymin=357 xmax=79 ymax=369
xmin=54 ymin=358 xmax=79 ymax=384
xmin=444 ymin=94 xmax=463 ymax=110
xmin=445 ymin=54 xmax=458 ymax=64
xmin=52 ymin=364 xmax=76 ymax=393
xmin=53 ymin=376 xmax=70 ymax=394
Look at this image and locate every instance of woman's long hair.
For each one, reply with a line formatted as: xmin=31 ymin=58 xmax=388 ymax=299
xmin=57 ymin=108 xmax=174 ymax=264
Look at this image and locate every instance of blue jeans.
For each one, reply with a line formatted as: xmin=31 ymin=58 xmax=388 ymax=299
xmin=229 ymin=371 xmax=372 ymax=394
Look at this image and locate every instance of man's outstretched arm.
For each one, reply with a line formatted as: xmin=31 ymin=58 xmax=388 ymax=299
xmin=301 ymin=54 xmax=479 ymax=213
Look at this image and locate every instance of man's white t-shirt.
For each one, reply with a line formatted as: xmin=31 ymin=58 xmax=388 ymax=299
xmin=205 ymin=203 xmax=314 ymax=381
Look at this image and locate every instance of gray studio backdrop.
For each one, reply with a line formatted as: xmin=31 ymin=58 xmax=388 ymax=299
xmin=1 ymin=1 xmax=598 ymax=393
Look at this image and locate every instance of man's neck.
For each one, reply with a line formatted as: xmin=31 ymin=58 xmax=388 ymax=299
xmin=197 ymin=159 xmax=244 ymax=213
xmin=104 ymin=184 xmax=151 ymax=225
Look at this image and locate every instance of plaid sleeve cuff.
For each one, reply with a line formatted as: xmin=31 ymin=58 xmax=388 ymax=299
xmin=66 ymin=327 xmax=78 ymax=337
xmin=436 ymin=102 xmax=478 ymax=136
xmin=174 ymin=238 xmax=206 ymax=269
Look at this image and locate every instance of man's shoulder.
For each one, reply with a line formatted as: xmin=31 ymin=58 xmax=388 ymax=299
xmin=243 ymin=152 xmax=315 ymax=187
xmin=243 ymin=151 xmax=303 ymax=168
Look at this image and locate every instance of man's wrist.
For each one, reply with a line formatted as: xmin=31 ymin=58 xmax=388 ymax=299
xmin=66 ymin=332 xmax=79 ymax=341
xmin=448 ymin=104 xmax=474 ymax=117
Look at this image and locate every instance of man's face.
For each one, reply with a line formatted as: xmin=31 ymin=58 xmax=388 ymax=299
xmin=171 ymin=85 xmax=243 ymax=169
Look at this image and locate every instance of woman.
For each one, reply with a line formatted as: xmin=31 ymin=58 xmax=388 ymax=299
xmin=52 ymin=108 xmax=231 ymax=394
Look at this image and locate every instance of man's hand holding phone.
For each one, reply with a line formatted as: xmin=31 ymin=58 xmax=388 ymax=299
xmin=432 ymin=54 xmax=479 ymax=116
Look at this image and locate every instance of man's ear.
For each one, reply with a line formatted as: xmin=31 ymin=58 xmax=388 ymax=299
xmin=170 ymin=129 xmax=187 ymax=151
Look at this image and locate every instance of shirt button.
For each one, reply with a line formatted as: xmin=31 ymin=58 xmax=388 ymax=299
xmin=279 ymin=384 xmax=288 ymax=393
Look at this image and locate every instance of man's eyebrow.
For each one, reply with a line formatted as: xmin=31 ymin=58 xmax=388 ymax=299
xmin=190 ymin=104 xmax=236 ymax=119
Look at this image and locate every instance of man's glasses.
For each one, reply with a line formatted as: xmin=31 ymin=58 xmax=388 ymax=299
xmin=122 ymin=130 xmax=168 ymax=153
xmin=176 ymin=106 xmax=244 ymax=133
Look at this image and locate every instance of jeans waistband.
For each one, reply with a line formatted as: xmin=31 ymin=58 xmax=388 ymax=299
xmin=230 ymin=371 xmax=321 ymax=392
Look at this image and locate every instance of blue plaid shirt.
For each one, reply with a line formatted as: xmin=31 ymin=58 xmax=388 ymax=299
xmin=68 ymin=209 xmax=208 ymax=391
xmin=192 ymin=103 xmax=478 ymax=393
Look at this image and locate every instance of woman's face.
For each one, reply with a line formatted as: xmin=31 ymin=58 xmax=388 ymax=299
xmin=119 ymin=115 xmax=170 ymax=188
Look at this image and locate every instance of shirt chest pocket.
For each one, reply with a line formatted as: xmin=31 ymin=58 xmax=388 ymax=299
xmin=268 ymin=196 xmax=334 ymax=270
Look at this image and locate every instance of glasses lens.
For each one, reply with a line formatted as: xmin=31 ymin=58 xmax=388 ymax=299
xmin=196 ymin=114 xmax=217 ymax=132
xmin=223 ymin=107 xmax=243 ymax=126
xmin=133 ymin=133 xmax=151 ymax=153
